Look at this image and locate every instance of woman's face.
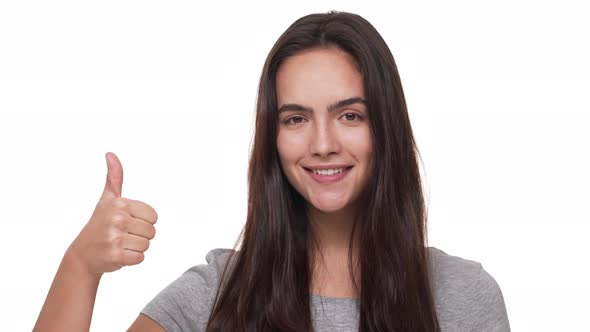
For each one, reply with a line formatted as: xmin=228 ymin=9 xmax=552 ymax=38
xmin=276 ymin=47 xmax=373 ymax=213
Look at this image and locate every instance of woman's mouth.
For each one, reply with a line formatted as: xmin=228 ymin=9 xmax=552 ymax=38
xmin=303 ymin=166 xmax=353 ymax=184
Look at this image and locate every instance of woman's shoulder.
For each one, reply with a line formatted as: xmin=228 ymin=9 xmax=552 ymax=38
xmin=427 ymin=246 xmax=511 ymax=331
xmin=157 ymin=248 xmax=237 ymax=286
xmin=204 ymin=247 xmax=236 ymax=266
xmin=201 ymin=248 xmax=237 ymax=274
xmin=178 ymin=248 xmax=238 ymax=291
xmin=140 ymin=248 xmax=237 ymax=331
xmin=427 ymin=246 xmax=483 ymax=285
xmin=427 ymin=246 xmax=500 ymax=298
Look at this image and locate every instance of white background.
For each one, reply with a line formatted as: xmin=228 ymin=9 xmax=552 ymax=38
xmin=1 ymin=1 xmax=588 ymax=331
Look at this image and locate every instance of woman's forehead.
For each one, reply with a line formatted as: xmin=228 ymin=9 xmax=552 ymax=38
xmin=276 ymin=48 xmax=364 ymax=105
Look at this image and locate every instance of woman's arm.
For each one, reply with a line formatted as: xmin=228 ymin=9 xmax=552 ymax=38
xmin=33 ymin=152 xmax=159 ymax=331
xmin=127 ymin=314 xmax=167 ymax=332
xmin=32 ymin=249 xmax=102 ymax=332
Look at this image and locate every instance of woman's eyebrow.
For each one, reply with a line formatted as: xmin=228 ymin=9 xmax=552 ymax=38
xmin=278 ymin=96 xmax=366 ymax=114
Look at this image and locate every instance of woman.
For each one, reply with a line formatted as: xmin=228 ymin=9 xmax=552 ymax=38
xmin=34 ymin=10 xmax=510 ymax=332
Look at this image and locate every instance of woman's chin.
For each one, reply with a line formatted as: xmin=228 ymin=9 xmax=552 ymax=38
xmin=309 ymin=196 xmax=348 ymax=213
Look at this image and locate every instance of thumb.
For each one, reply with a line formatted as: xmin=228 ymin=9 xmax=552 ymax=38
xmin=101 ymin=152 xmax=123 ymax=200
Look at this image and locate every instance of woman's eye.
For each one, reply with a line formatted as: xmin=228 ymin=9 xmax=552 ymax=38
xmin=282 ymin=113 xmax=362 ymax=126
xmin=284 ymin=116 xmax=305 ymax=125
xmin=342 ymin=112 xmax=362 ymax=121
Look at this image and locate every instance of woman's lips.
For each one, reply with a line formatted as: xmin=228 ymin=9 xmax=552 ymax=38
xmin=304 ymin=166 xmax=353 ymax=184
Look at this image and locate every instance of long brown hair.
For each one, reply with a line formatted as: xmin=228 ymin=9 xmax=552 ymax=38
xmin=206 ymin=10 xmax=440 ymax=331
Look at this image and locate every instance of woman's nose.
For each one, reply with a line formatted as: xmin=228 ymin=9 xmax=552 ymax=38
xmin=309 ymin=121 xmax=340 ymax=157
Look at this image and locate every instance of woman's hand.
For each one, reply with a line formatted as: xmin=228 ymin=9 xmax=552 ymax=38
xmin=67 ymin=152 xmax=158 ymax=276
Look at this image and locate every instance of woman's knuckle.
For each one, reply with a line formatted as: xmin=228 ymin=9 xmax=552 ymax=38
xmin=111 ymin=214 xmax=128 ymax=230
xmin=112 ymin=234 xmax=124 ymax=248
xmin=114 ymin=198 xmax=128 ymax=209
xmin=111 ymin=213 xmax=124 ymax=223
xmin=110 ymin=249 xmax=123 ymax=264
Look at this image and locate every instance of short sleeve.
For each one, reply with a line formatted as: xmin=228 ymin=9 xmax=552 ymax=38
xmin=466 ymin=265 xmax=511 ymax=331
xmin=140 ymin=248 xmax=235 ymax=332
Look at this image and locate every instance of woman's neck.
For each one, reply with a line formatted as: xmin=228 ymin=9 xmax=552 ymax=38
xmin=307 ymin=204 xmax=361 ymax=298
xmin=307 ymin=203 xmax=359 ymax=251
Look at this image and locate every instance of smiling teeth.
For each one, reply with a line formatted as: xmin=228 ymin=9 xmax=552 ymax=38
xmin=313 ymin=168 xmax=344 ymax=175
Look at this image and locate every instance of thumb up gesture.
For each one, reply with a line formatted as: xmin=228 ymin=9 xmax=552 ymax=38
xmin=67 ymin=152 xmax=158 ymax=276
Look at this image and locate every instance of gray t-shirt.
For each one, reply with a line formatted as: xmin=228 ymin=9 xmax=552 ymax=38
xmin=141 ymin=247 xmax=510 ymax=331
